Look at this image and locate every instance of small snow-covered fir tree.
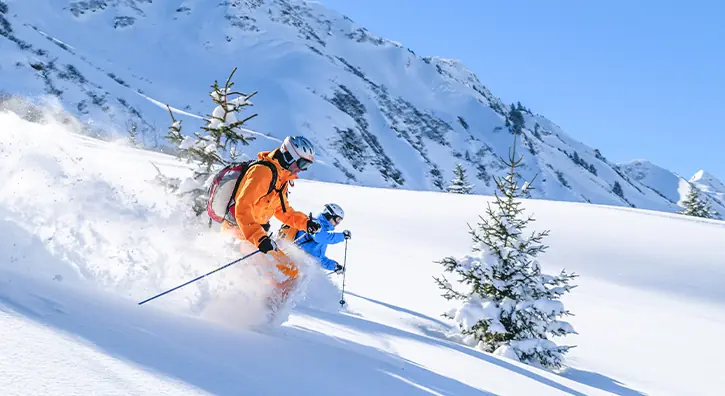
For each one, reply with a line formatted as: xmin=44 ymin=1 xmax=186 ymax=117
xmin=678 ymin=185 xmax=715 ymax=219
xmin=163 ymin=67 xmax=258 ymax=215
xmin=433 ymin=134 xmax=578 ymax=371
xmin=447 ymin=163 xmax=474 ymax=194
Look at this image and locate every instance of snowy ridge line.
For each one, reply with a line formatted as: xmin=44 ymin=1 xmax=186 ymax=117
xmin=620 ymin=160 xmax=725 ymax=219
xmin=138 ymin=92 xmax=205 ymax=120
xmin=0 ymin=0 xmax=722 ymax=220
xmin=27 ymin=24 xmax=77 ymax=50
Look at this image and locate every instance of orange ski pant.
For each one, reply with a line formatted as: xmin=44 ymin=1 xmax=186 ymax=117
xmin=221 ymin=221 xmax=299 ymax=290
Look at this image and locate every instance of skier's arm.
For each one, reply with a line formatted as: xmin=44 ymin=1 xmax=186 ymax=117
xmin=311 ymin=229 xmax=345 ymax=245
xmin=318 ymin=255 xmax=338 ymax=271
xmin=234 ymin=165 xmax=275 ymax=245
xmin=273 ymin=189 xmax=309 ymax=231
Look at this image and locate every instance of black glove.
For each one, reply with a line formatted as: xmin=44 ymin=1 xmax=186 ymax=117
xmin=334 ymin=263 xmax=345 ymax=273
xmin=306 ymin=217 xmax=321 ymax=234
xmin=258 ymin=236 xmax=277 ymax=254
xmin=342 ymin=230 xmax=351 ymax=240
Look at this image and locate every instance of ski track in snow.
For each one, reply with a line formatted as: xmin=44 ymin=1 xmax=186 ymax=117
xmin=1 ymin=110 xmax=725 ymax=395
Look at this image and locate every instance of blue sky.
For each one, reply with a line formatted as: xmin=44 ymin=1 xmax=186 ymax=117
xmin=320 ymin=0 xmax=725 ymax=180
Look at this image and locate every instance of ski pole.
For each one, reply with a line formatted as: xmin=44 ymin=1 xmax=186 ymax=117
xmin=339 ymin=239 xmax=349 ymax=307
xmin=138 ymin=231 xmax=313 ymax=305
xmin=138 ymin=249 xmax=262 ymax=305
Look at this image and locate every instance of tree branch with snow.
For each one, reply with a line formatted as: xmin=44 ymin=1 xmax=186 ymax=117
xmin=161 ymin=67 xmax=259 ymax=216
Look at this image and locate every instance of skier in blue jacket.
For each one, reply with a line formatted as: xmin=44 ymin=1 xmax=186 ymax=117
xmin=294 ymin=203 xmax=351 ymax=273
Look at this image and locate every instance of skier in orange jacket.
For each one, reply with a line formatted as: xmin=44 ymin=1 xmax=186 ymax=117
xmin=221 ymin=136 xmax=321 ymax=300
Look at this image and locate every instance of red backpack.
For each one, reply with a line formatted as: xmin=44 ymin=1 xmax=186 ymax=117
xmin=206 ymin=160 xmax=278 ymax=225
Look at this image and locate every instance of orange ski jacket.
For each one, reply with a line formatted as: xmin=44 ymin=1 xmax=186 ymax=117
xmin=231 ymin=149 xmax=309 ymax=245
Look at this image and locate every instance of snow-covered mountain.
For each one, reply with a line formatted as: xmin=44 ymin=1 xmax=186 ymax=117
xmin=691 ymin=170 xmax=725 ymax=207
xmin=0 ymin=0 xmax=708 ymax=215
xmin=620 ymin=160 xmax=725 ymax=217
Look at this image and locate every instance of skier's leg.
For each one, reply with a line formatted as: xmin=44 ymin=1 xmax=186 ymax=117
xmin=261 ymin=249 xmax=301 ymax=317
xmin=218 ymin=222 xmax=295 ymax=325
xmin=268 ymin=249 xmax=299 ymax=294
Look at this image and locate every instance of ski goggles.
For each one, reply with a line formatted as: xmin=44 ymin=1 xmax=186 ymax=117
xmin=296 ymin=157 xmax=312 ymax=170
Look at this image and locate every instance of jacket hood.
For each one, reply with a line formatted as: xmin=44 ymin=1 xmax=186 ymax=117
xmin=316 ymin=213 xmax=335 ymax=231
xmin=258 ymin=149 xmax=298 ymax=181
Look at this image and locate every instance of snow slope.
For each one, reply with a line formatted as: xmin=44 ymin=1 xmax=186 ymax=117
xmin=2 ymin=110 xmax=725 ymax=395
xmin=0 ymin=0 xmax=695 ymax=215
xmin=621 ymin=159 xmax=725 ymax=217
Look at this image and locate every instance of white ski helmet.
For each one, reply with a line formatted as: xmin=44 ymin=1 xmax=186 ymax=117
xmin=280 ymin=135 xmax=315 ymax=170
xmin=323 ymin=203 xmax=344 ymax=220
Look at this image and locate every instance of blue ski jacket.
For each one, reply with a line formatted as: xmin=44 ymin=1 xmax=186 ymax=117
xmin=294 ymin=213 xmax=345 ymax=270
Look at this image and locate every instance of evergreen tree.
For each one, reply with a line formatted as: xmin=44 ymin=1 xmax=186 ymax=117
xmin=434 ymin=135 xmax=578 ymax=370
xmin=163 ymin=67 xmax=258 ymax=215
xmin=593 ymin=148 xmax=606 ymax=161
xmin=678 ymin=186 xmax=714 ymax=219
xmin=457 ymin=116 xmax=470 ymax=130
xmin=508 ymin=104 xmax=525 ymax=134
xmin=612 ymin=181 xmax=624 ymax=199
xmin=126 ymin=120 xmax=140 ymax=148
xmin=447 ymin=163 xmax=474 ymax=194
xmin=533 ymin=123 xmax=542 ymax=140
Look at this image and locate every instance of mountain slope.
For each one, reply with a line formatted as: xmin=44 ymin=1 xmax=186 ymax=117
xmin=0 ymin=0 xmax=688 ymax=215
xmin=621 ymin=160 xmax=725 ymax=217
xmin=691 ymin=170 xmax=725 ymax=209
xmin=3 ymin=109 xmax=725 ymax=395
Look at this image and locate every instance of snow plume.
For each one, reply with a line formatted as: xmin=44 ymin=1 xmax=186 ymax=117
xmin=0 ymin=108 xmax=334 ymax=329
xmin=0 ymin=94 xmax=87 ymax=133
xmin=199 ymin=239 xmax=341 ymax=329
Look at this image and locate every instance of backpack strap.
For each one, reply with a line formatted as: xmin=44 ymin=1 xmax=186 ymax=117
xmin=224 ymin=160 xmax=279 ymax=221
xmin=254 ymin=160 xmax=279 ymax=196
xmin=277 ymin=181 xmax=288 ymax=213
xmin=224 ymin=163 xmax=246 ymax=217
